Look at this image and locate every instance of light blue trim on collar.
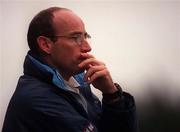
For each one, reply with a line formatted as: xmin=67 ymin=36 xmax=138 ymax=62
xmin=74 ymin=73 xmax=89 ymax=88
xmin=28 ymin=54 xmax=88 ymax=90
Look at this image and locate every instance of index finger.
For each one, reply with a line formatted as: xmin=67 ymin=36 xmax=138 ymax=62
xmin=80 ymin=53 xmax=95 ymax=59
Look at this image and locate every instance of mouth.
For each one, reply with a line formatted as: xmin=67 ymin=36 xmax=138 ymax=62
xmin=77 ymin=55 xmax=86 ymax=64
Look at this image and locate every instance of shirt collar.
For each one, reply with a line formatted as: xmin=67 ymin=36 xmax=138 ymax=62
xmin=64 ymin=77 xmax=80 ymax=94
xmin=65 ymin=76 xmax=80 ymax=88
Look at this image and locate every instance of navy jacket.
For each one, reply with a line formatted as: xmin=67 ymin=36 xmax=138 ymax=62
xmin=2 ymin=53 xmax=138 ymax=132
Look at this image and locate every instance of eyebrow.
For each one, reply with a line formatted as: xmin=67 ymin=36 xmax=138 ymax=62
xmin=68 ymin=31 xmax=87 ymax=36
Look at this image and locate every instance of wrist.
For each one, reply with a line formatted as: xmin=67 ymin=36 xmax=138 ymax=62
xmin=102 ymin=83 xmax=123 ymax=104
xmin=102 ymin=83 xmax=118 ymax=94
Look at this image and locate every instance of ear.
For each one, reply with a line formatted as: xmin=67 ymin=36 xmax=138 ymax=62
xmin=37 ymin=36 xmax=52 ymax=54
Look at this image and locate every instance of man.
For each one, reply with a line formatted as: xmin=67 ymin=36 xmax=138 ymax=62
xmin=2 ymin=7 xmax=138 ymax=132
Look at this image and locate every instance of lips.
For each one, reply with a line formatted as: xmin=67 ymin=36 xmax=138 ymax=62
xmin=77 ymin=55 xmax=86 ymax=63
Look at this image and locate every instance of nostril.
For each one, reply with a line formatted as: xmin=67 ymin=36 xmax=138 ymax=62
xmin=80 ymin=41 xmax=92 ymax=52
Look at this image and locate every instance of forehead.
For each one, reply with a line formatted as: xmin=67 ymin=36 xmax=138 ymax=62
xmin=52 ymin=10 xmax=85 ymax=34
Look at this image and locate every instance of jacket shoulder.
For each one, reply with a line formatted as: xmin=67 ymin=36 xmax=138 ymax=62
xmin=12 ymin=75 xmax=74 ymax=114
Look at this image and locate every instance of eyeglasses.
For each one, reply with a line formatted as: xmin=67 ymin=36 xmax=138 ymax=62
xmin=49 ymin=32 xmax=91 ymax=46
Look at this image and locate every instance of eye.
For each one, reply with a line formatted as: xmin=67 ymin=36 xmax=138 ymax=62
xmin=70 ymin=34 xmax=80 ymax=39
xmin=70 ymin=35 xmax=82 ymax=42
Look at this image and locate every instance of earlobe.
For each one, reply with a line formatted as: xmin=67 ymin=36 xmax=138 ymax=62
xmin=37 ymin=36 xmax=52 ymax=54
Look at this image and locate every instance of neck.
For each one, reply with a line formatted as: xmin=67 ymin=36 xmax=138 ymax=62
xmin=42 ymin=55 xmax=72 ymax=81
xmin=58 ymin=70 xmax=72 ymax=81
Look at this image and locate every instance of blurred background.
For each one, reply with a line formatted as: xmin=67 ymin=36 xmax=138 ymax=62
xmin=0 ymin=0 xmax=180 ymax=131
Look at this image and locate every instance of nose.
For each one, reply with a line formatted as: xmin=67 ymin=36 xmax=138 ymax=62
xmin=80 ymin=40 xmax=92 ymax=52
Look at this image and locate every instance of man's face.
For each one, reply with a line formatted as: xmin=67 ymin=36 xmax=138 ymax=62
xmin=49 ymin=10 xmax=91 ymax=77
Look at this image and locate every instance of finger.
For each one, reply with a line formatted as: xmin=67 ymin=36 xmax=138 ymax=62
xmin=78 ymin=58 xmax=96 ymax=69
xmin=78 ymin=58 xmax=105 ymax=68
xmin=84 ymin=65 xmax=106 ymax=81
xmin=88 ymin=69 xmax=108 ymax=83
xmin=80 ymin=53 xmax=94 ymax=59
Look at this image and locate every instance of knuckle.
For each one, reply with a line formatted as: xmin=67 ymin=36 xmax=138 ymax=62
xmin=94 ymin=72 xmax=99 ymax=76
xmin=104 ymin=69 xmax=109 ymax=74
xmin=91 ymin=66 xmax=96 ymax=71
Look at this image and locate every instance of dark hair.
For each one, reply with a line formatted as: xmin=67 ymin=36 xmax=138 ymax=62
xmin=27 ymin=7 xmax=69 ymax=55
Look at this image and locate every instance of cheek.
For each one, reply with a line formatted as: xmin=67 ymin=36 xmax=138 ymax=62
xmin=51 ymin=43 xmax=79 ymax=65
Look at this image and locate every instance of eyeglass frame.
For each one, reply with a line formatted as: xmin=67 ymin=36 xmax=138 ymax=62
xmin=47 ymin=32 xmax=91 ymax=46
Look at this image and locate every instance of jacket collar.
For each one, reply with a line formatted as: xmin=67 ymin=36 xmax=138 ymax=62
xmin=23 ymin=51 xmax=89 ymax=91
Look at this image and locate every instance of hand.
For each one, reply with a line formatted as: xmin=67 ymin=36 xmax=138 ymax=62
xmin=78 ymin=53 xmax=117 ymax=94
